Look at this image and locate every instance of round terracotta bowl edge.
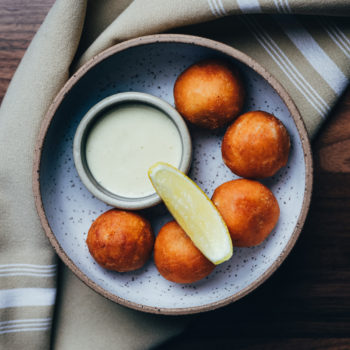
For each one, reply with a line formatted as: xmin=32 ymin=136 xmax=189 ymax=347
xmin=32 ymin=33 xmax=313 ymax=315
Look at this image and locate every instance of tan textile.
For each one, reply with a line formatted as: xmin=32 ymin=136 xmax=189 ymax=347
xmin=0 ymin=0 xmax=349 ymax=349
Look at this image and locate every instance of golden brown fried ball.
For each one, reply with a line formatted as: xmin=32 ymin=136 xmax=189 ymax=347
xmin=212 ymin=179 xmax=279 ymax=247
xmin=86 ymin=209 xmax=154 ymax=272
xmin=174 ymin=59 xmax=245 ymax=129
xmin=222 ymin=111 xmax=290 ymax=178
xmin=154 ymin=221 xmax=215 ymax=283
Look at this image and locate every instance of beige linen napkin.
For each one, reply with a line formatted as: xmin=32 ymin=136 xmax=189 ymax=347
xmin=0 ymin=0 xmax=349 ymax=349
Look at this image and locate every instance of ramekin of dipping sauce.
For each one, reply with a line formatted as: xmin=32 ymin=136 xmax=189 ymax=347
xmin=73 ymin=92 xmax=192 ymax=210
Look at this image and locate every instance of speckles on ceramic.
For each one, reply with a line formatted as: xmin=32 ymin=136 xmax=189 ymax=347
xmin=39 ymin=41 xmax=307 ymax=311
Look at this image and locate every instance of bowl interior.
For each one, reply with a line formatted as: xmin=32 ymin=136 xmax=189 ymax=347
xmin=39 ymin=41 xmax=307 ymax=312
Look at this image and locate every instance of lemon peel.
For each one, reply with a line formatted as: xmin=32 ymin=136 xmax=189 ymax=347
xmin=148 ymin=162 xmax=233 ymax=265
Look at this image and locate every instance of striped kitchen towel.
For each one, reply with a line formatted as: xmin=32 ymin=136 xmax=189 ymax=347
xmin=77 ymin=0 xmax=350 ymax=137
xmin=0 ymin=0 xmax=349 ymax=349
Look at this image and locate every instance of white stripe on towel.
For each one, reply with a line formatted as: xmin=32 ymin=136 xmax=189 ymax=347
xmin=322 ymin=20 xmax=350 ymax=59
xmin=237 ymin=0 xmax=262 ymax=13
xmin=274 ymin=16 xmax=348 ymax=95
xmin=207 ymin=0 xmax=220 ymax=17
xmin=0 ymin=318 xmax=51 ymax=327
xmin=0 ymin=264 xmax=56 ymax=270
xmin=273 ymin=0 xmax=283 ymax=13
xmin=0 ymin=288 xmax=56 ymax=309
xmin=242 ymin=17 xmax=329 ymax=117
xmin=283 ymin=0 xmax=292 ymax=13
xmin=212 ymin=0 xmax=225 ymax=16
xmin=0 ymin=272 xmax=56 ymax=278
xmin=0 ymin=318 xmax=51 ymax=335
xmin=216 ymin=0 xmax=227 ymax=15
xmin=0 ymin=326 xmax=50 ymax=335
xmin=0 ymin=267 xmax=56 ymax=273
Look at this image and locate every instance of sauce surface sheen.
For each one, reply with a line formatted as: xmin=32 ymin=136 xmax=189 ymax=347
xmin=86 ymin=103 xmax=182 ymax=198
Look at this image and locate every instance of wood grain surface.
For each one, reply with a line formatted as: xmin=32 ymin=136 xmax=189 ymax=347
xmin=1 ymin=1 xmax=349 ymax=349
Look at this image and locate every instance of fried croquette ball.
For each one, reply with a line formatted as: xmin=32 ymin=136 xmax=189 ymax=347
xmin=174 ymin=59 xmax=245 ymax=129
xmin=222 ymin=111 xmax=290 ymax=178
xmin=86 ymin=209 xmax=154 ymax=272
xmin=154 ymin=221 xmax=215 ymax=283
xmin=212 ymin=179 xmax=279 ymax=247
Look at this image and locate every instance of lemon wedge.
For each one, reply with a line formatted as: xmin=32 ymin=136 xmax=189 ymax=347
xmin=148 ymin=162 xmax=233 ymax=265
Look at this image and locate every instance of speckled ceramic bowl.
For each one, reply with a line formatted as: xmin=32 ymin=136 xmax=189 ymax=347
xmin=73 ymin=92 xmax=192 ymax=210
xmin=33 ymin=34 xmax=312 ymax=315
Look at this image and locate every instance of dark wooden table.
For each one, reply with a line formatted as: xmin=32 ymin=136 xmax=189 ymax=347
xmin=1 ymin=2 xmax=349 ymax=349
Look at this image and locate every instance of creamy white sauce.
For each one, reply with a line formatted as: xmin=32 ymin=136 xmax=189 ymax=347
xmin=85 ymin=103 xmax=182 ymax=198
